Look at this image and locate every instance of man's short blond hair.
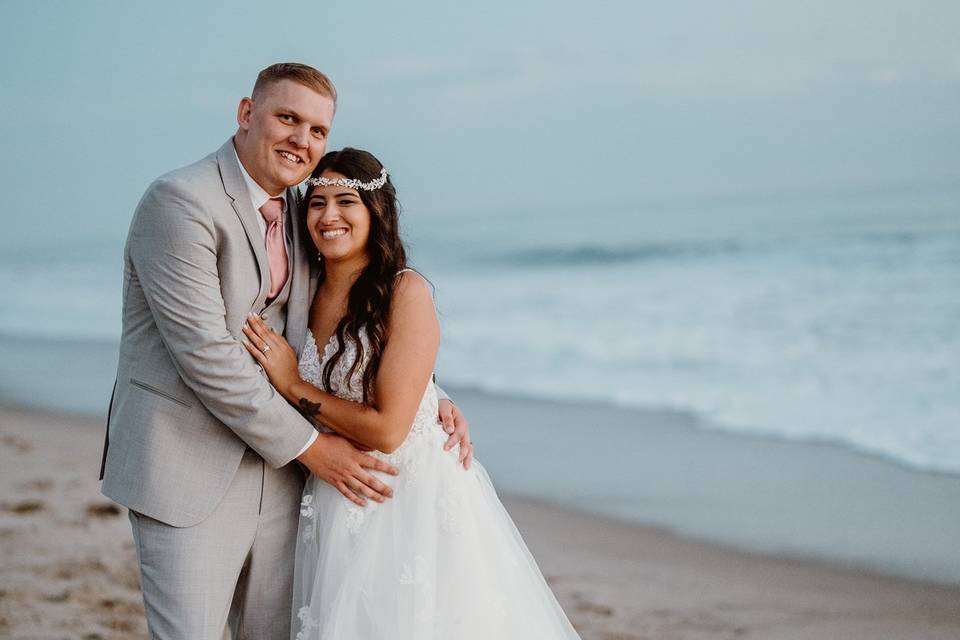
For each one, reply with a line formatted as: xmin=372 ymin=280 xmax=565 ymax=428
xmin=251 ymin=62 xmax=337 ymax=105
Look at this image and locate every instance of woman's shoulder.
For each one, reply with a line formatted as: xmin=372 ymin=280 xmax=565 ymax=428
xmin=393 ymin=268 xmax=432 ymax=297
xmin=391 ymin=269 xmax=436 ymax=316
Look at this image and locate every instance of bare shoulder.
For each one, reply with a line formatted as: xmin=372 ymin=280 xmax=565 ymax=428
xmin=393 ymin=270 xmax=434 ymax=304
xmin=391 ymin=270 xmax=438 ymax=326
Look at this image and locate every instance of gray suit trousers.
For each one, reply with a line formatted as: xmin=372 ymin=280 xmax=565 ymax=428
xmin=129 ymin=449 xmax=304 ymax=640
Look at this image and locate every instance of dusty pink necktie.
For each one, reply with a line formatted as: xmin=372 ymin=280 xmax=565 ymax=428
xmin=259 ymin=197 xmax=289 ymax=298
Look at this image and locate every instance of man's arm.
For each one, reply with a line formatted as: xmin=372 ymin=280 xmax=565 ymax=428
xmin=128 ymin=178 xmax=315 ymax=467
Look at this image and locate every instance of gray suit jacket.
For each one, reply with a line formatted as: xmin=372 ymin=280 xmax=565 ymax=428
xmin=100 ymin=139 xmax=317 ymax=527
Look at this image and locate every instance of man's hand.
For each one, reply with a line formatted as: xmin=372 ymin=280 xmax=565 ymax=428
xmin=298 ymin=432 xmax=398 ymax=506
xmin=438 ymin=399 xmax=473 ymax=469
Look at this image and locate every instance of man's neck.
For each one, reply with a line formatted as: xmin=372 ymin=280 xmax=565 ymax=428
xmin=232 ymin=136 xmax=284 ymax=198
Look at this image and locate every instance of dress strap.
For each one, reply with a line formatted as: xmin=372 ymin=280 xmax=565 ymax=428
xmin=395 ymin=268 xmax=434 ymax=300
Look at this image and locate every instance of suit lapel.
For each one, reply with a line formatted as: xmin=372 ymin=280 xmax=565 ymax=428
xmin=217 ymin=139 xmax=270 ymax=304
xmin=285 ymin=185 xmax=311 ymax=356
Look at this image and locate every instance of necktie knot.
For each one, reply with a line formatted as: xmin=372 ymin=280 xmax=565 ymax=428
xmin=259 ymin=197 xmax=284 ymax=224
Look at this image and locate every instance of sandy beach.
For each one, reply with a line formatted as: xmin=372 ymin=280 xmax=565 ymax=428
xmin=2 ymin=403 xmax=959 ymax=639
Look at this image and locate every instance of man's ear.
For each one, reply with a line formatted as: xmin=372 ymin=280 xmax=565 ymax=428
xmin=237 ymin=97 xmax=254 ymax=130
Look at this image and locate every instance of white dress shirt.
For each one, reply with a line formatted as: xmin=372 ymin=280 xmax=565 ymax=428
xmin=232 ymin=143 xmax=318 ymax=457
xmin=232 ymin=144 xmax=288 ymax=233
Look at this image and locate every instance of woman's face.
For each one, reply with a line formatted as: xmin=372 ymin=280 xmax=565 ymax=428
xmin=306 ymin=171 xmax=372 ymax=265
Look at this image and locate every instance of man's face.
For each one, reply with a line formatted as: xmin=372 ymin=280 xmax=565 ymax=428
xmin=235 ymin=79 xmax=335 ymax=195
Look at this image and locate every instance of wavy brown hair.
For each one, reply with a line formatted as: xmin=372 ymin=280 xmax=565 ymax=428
xmin=302 ymin=148 xmax=407 ymax=403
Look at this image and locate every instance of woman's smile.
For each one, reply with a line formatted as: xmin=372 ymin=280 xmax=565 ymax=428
xmin=320 ymin=227 xmax=349 ymax=240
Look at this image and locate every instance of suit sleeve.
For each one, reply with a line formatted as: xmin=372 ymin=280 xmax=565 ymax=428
xmin=127 ymin=178 xmax=315 ymax=467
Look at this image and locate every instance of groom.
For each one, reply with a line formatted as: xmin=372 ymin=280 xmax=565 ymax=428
xmin=100 ymin=63 xmax=471 ymax=639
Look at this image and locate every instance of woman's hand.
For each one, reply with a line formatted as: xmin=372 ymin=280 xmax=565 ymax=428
xmin=242 ymin=313 xmax=302 ymax=400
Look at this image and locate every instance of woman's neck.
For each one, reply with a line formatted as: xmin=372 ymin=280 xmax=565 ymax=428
xmin=320 ymin=256 xmax=369 ymax=299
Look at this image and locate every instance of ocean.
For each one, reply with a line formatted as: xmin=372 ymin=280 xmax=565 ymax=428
xmin=1 ymin=183 xmax=958 ymax=475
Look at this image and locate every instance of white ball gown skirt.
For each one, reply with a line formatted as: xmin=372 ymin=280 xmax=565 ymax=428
xmin=291 ymin=332 xmax=582 ymax=639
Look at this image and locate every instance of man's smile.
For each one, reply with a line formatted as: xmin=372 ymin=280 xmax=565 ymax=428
xmin=277 ymin=150 xmax=304 ymax=165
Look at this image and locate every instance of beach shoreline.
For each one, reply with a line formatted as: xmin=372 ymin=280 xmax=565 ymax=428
xmin=2 ymin=403 xmax=959 ymax=639
xmin=446 ymin=384 xmax=960 ymax=586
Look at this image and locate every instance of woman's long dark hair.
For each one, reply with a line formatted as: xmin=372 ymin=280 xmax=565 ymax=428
xmin=302 ymin=148 xmax=407 ymax=403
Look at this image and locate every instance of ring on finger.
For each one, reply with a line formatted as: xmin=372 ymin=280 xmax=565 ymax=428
xmin=262 ymin=344 xmax=271 ymax=353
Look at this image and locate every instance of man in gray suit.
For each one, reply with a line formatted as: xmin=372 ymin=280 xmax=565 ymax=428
xmin=100 ymin=63 xmax=471 ymax=639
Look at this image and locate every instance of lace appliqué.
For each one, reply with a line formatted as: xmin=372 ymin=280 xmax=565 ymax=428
xmin=300 ymin=493 xmax=315 ymax=518
xmin=298 ymin=331 xmax=367 ymax=405
xmin=295 ymin=605 xmax=320 ymax=640
xmin=438 ymin=489 xmax=463 ymax=535
xmin=399 ymin=555 xmax=435 ymax=622
xmin=300 ymin=494 xmax=316 ymax=541
xmin=345 ymin=502 xmax=365 ymax=534
xmin=403 ymin=451 xmax=424 ymax=486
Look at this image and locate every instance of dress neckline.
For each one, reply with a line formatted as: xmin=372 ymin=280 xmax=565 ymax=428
xmin=305 ymin=269 xmax=412 ymax=365
xmin=304 ymin=331 xmax=339 ymax=366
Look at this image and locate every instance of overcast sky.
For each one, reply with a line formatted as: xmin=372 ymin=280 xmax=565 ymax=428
xmin=1 ymin=0 xmax=958 ymax=248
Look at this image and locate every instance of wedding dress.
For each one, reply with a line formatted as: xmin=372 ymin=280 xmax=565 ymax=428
xmin=292 ymin=325 xmax=582 ymax=639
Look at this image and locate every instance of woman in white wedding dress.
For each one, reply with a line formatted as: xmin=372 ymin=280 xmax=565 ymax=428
xmin=243 ymin=148 xmax=581 ymax=639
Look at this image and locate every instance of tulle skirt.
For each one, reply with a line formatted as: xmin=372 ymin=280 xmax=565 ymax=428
xmin=291 ymin=424 xmax=581 ymax=639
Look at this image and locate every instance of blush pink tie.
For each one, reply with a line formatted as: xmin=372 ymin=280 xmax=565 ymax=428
xmin=259 ymin=197 xmax=289 ymax=299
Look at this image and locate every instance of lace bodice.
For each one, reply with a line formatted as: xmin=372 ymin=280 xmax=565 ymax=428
xmin=297 ymin=329 xmax=442 ymax=461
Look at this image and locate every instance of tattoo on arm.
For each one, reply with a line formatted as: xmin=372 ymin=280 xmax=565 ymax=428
xmin=298 ymin=398 xmax=323 ymax=428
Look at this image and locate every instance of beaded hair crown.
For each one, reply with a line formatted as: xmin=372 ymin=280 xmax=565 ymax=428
xmin=306 ymin=168 xmax=388 ymax=191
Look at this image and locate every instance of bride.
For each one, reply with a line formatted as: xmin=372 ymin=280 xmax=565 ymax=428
xmin=243 ymin=147 xmax=581 ymax=639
